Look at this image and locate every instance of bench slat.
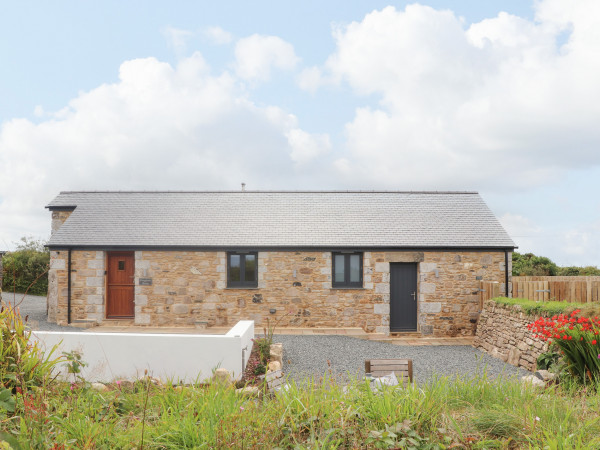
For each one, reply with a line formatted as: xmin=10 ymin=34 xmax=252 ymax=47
xmin=367 ymin=359 xmax=411 ymax=365
xmin=371 ymin=366 xmax=410 ymax=373
xmin=369 ymin=363 xmax=410 ymax=368
xmin=371 ymin=370 xmax=411 ymax=377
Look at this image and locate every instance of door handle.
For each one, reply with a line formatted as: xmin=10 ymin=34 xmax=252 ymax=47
xmin=411 ymin=292 xmax=416 ymax=301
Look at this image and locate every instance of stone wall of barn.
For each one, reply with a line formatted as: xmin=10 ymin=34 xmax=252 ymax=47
xmin=47 ymin=210 xmax=75 ymax=323
xmin=51 ymin=211 xmax=72 ymax=234
xmin=48 ymin=248 xmax=509 ymax=336
xmin=48 ymin=250 xmax=105 ymax=324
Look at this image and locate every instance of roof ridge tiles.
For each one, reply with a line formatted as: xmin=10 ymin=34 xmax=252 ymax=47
xmin=57 ymin=190 xmax=479 ymax=194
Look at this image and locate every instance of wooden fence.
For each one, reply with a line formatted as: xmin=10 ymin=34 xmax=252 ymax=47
xmin=512 ymin=276 xmax=600 ymax=303
xmin=479 ymin=281 xmax=502 ymax=309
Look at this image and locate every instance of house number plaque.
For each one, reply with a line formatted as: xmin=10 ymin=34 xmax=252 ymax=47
xmin=139 ymin=278 xmax=153 ymax=286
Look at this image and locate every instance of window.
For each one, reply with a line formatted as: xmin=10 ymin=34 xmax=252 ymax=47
xmin=227 ymin=252 xmax=258 ymax=288
xmin=332 ymin=252 xmax=363 ymax=288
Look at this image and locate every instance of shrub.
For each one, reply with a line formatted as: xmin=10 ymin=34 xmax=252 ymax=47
xmin=0 ymin=302 xmax=62 ymax=390
xmin=528 ymin=309 xmax=600 ymax=383
xmin=512 ymin=252 xmax=559 ymax=276
xmin=2 ymin=237 xmax=49 ymax=296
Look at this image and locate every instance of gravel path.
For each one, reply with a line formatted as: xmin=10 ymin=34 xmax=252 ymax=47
xmin=1 ymin=293 xmax=73 ymax=332
xmin=274 ymin=334 xmax=531 ymax=383
xmin=3 ymin=293 xmax=530 ymax=383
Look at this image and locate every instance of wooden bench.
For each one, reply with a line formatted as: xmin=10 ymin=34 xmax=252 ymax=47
xmin=365 ymin=359 xmax=413 ymax=383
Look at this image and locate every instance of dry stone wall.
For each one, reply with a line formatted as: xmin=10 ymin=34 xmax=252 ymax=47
xmin=48 ymin=248 xmax=509 ymax=336
xmin=474 ymin=300 xmax=548 ymax=371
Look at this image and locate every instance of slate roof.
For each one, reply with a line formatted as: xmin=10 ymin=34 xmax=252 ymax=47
xmin=46 ymin=191 xmax=515 ymax=249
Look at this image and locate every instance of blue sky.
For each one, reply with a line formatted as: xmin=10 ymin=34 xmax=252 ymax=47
xmin=1 ymin=0 xmax=599 ymax=266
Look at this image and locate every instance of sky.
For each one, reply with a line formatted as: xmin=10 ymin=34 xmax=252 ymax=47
xmin=0 ymin=0 xmax=599 ymax=266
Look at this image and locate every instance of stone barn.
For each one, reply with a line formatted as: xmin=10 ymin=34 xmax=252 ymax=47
xmin=46 ymin=191 xmax=515 ymax=336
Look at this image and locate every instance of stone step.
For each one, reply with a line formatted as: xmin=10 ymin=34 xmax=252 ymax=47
xmin=99 ymin=319 xmax=136 ymax=327
xmin=70 ymin=319 xmax=99 ymax=329
xmin=389 ymin=332 xmax=422 ymax=338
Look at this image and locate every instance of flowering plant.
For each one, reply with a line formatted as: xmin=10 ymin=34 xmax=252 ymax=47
xmin=528 ymin=309 xmax=600 ymax=382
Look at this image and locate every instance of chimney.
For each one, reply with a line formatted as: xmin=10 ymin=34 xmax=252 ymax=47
xmin=241 ymin=183 xmax=246 ymax=191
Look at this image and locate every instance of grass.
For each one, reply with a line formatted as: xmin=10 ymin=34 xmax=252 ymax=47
xmin=492 ymin=297 xmax=600 ymax=317
xmin=2 ymin=372 xmax=600 ymax=448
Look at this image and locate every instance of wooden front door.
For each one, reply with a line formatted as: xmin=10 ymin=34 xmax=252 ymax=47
xmin=390 ymin=263 xmax=418 ymax=332
xmin=106 ymin=252 xmax=135 ymax=318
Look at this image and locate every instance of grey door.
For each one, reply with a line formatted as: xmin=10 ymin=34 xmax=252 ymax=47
xmin=390 ymin=263 xmax=418 ymax=332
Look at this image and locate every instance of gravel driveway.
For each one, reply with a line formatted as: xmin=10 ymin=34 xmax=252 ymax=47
xmin=275 ymin=335 xmax=531 ymax=383
xmin=3 ymin=293 xmax=530 ymax=382
xmin=1 ymin=293 xmax=73 ymax=332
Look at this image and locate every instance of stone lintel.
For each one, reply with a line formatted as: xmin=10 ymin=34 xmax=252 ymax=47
xmin=384 ymin=252 xmax=424 ymax=263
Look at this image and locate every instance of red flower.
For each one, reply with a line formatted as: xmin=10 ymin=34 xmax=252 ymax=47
xmin=593 ymin=340 xmax=597 ymax=345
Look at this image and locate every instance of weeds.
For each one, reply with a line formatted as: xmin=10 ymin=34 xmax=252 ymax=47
xmin=1 ymin=372 xmax=600 ymax=448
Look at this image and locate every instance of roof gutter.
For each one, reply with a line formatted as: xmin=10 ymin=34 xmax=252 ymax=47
xmin=67 ymin=249 xmax=72 ymax=324
xmin=505 ymin=250 xmax=510 ymax=297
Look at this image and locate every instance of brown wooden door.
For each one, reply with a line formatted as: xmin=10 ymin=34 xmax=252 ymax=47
xmin=106 ymin=252 xmax=135 ymax=318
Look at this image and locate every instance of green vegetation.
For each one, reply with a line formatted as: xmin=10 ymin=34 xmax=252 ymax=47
xmin=0 ymin=302 xmax=63 ymax=391
xmin=1 ymin=236 xmax=49 ymax=296
xmin=512 ymin=252 xmax=600 ymax=277
xmin=1 ymin=303 xmax=599 ymax=448
xmin=492 ymin=296 xmax=600 ymax=317
xmin=1 ymin=371 xmax=600 ymax=448
xmin=494 ymin=297 xmax=600 ymax=384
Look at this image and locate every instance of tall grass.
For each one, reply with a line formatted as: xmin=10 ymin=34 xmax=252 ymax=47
xmin=3 ymin=372 xmax=600 ymax=448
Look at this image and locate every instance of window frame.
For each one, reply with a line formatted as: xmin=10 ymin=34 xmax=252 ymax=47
xmin=227 ymin=251 xmax=258 ymax=288
xmin=332 ymin=252 xmax=363 ymax=288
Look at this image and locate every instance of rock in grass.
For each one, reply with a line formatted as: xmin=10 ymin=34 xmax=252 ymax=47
xmin=116 ymin=380 xmax=135 ymax=390
xmin=235 ymin=386 xmax=261 ymax=398
xmin=212 ymin=368 xmax=232 ymax=385
xmin=91 ymin=382 xmax=109 ymax=392
xmin=534 ymin=370 xmax=557 ymax=382
xmin=521 ymin=375 xmax=545 ymax=388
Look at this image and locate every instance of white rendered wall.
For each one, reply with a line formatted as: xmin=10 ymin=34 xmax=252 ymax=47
xmin=31 ymin=320 xmax=254 ymax=383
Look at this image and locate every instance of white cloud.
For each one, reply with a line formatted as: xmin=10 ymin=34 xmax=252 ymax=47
xmin=297 ymin=66 xmax=325 ymax=94
xmin=202 ymin=26 xmax=233 ymax=45
xmin=499 ymin=213 xmax=600 ymax=266
xmin=309 ymin=1 xmax=600 ymax=189
xmin=161 ymin=26 xmax=194 ymax=55
xmin=286 ymin=129 xmax=331 ymax=165
xmin=499 ymin=213 xmax=541 ymax=252
xmin=234 ymin=34 xmax=300 ymax=81
xmin=0 ymin=53 xmax=327 ymax=247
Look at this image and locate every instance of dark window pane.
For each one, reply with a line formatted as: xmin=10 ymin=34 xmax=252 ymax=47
xmin=334 ymin=254 xmax=345 ymax=283
xmin=244 ymin=254 xmax=256 ymax=282
xmin=350 ymin=254 xmax=361 ymax=282
xmin=230 ymin=254 xmax=241 ymax=281
xmin=118 ymin=260 xmax=125 ymax=271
